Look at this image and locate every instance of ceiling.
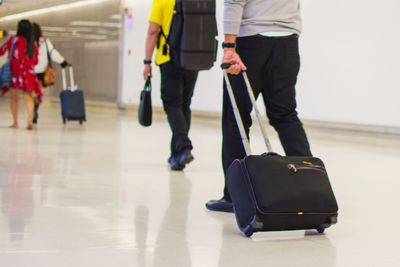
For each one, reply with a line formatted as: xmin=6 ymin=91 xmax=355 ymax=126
xmin=0 ymin=0 xmax=81 ymax=16
xmin=0 ymin=0 xmax=121 ymax=42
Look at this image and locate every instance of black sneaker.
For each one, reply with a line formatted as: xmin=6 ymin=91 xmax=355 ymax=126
xmin=177 ymin=150 xmax=194 ymax=166
xmin=205 ymin=198 xmax=234 ymax=213
xmin=170 ymin=156 xmax=185 ymax=171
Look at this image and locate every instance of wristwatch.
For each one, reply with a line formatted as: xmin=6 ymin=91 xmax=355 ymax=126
xmin=144 ymin=60 xmax=152 ymax=65
xmin=222 ymin=42 xmax=236 ymax=49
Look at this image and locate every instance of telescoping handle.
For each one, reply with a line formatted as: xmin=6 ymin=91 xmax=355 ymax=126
xmin=61 ymin=65 xmax=77 ymax=91
xmin=221 ymin=63 xmax=273 ymax=156
xmin=68 ymin=66 xmax=78 ymax=91
xmin=61 ymin=67 xmax=68 ymax=90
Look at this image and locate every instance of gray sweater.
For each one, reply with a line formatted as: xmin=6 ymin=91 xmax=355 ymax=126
xmin=224 ymin=0 xmax=302 ymax=37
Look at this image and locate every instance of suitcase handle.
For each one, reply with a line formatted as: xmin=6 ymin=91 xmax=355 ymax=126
xmin=222 ymin=64 xmax=273 ymax=155
xmin=61 ymin=67 xmax=68 ymax=90
xmin=61 ymin=66 xmax=78 ymax=91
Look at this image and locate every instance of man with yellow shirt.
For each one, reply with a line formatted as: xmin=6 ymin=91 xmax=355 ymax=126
xmin=143 ymin=0 xmax=198 ymax=171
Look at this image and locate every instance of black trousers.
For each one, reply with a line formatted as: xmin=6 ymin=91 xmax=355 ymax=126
xmin=222 ymin=35 xmax=312 ymax=201
xmin=160 ymin=61 xmax=198 ymax=156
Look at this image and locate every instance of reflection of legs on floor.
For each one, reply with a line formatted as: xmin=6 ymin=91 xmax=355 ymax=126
xmin=9 ymin=89 xmax=19 ymax=128
xmin=134 ymin=206 xmax=149 ymax=267
xmin=152 ymin=172 xmax=192 ymax=267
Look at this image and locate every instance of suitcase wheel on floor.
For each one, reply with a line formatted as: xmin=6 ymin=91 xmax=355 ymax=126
xmin=317 ymin=227 xmax=325 ymax=234
xmin=79 ymin=119 xmax=83 ymax=125
xmin=245 ymin=229 xmax=254 ymax=237
xmin=63 ymin=117 xmax=66 ymax=124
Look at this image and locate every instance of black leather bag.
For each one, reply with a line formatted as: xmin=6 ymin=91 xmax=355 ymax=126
xmin=138 ymin=78 xmax=152 ymax=127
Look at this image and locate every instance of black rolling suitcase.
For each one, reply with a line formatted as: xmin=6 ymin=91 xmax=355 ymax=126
xmin=59 ymin=66 xmax=86 ymax=124
xmin=222 ymin=67 xmax=338 ymax=237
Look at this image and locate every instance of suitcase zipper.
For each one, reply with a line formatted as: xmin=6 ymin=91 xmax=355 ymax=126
xmin=287 ymin=163 xmax=326 ymax=173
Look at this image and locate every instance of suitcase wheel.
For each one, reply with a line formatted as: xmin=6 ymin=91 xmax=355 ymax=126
xmin=79 ymin=119 xmax=83 ymax=125
xmin=317 ymin=227 xmax=325 ymax=234
xmin=62 ymin=117 xmax=67 ymax=124
xmin=245 ymin=229 xmax=254 ymax=237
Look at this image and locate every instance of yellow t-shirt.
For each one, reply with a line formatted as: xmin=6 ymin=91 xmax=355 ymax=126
xmin=149 ymin=0 xmax=175 ymax=65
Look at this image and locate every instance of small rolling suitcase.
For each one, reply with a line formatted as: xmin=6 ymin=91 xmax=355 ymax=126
xmin=59 ymin=66 xmax=86 ymax=124
xmin=222 ymin=66 xmax=338 ymax=237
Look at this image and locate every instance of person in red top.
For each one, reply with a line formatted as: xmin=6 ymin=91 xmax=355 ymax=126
xmin=0 ymin=20 xmax=42 ymax=130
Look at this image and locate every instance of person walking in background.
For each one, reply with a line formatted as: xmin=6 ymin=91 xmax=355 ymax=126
xmin=32 ymin=22 xmax=68 ymax=124
xmin=206 ymin=0 xmax=313 ymax=212
xmin=143 ymin=0 xmax=198 ymax=171
xmin=0 ymin=20 xmax=41 ymax=130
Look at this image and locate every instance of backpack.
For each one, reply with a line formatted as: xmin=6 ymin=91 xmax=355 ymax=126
xmin=161 ymin=0 xmax=218 ymax=71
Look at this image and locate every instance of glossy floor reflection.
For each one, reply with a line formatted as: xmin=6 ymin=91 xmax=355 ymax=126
xmin=0 ymin=100 xmax=400 ymax=267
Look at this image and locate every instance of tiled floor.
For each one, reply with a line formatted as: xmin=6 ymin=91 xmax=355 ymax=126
xmin=0 ymin=99 xmax=399 ymax=266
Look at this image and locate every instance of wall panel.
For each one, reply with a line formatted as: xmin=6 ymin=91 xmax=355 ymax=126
xmin=121 ymin=0 xmax=400 ymax=128
xmin=0 ymin=0 xmax=121 ymax=102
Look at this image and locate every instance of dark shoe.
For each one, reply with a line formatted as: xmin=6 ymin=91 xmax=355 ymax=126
xmin=205 ymin=198 xmax=233 ymax=213
xmin=177 ymin=149 xmax=194 ymax=166
xmin=169 ymin=150 xmax=194 ymax=171
xmin=169 ymin=155 xmax=184 ymax=171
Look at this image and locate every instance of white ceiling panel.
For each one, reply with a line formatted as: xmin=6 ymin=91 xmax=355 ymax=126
xmin=0 ymin=0 xmax=82 ymax=16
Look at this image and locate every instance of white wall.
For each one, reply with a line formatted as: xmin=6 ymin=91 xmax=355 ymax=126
xmin=121 ymin=0 xmax=400 ymax=128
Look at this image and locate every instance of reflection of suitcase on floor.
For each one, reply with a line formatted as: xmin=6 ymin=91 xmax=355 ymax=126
xmin=59 ymin=66 xmax=86 ymax=124
xmin=222 ymin=67 xmax=338 ymax=237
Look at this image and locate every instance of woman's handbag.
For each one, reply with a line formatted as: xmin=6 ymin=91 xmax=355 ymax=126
xmin=138 ymin=77 xmax=152 ymax=127
xmin=0 ymin=36 xmax=16 ymax=88
xmin=43 ymin=39 xmax=56 ymax=86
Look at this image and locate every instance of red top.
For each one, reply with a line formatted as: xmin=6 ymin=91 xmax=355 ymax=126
xmin=0 ymin=36 xmax=42 ymax=102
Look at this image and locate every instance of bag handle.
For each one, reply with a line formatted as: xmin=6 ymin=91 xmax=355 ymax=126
xmin=221 ymin=63 xmax=273 ymax=155
xmin=144 ymin=77 xmax=152 ymax=92
xmin=44 ymin=39 xmax=53 ymax=68
xmin=8 ymin=36 xmax=16 ymax=62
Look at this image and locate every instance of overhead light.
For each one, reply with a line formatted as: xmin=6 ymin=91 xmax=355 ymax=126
xmin=70 ymin=21 xmax=103 ymax=27
xmin=72 ymin=33 xmax=108 ymax=40
xmin=110 ymin=14 xmax=121 ymax=20
xmin=70 ymin=21 xmax=121 ymax=28
xmin=0 ymin=0 xmax=112 ymax=22
xmin=103 ymin=22 xmax=121 ymax=28
xmin=41 ymin=26 xmax=68 ymax=32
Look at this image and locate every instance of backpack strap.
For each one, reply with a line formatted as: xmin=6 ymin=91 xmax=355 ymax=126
xmin=45 ymin=39 xmax=53 ymax=67
xmin=157 ymin=1 xmax=178 ymax=49
xmin=8 ymin=36 xmax=16 ymax=61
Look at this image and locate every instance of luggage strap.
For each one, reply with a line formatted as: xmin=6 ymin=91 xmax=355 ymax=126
xmin=221 ymin=63 xmax=273 ymax=155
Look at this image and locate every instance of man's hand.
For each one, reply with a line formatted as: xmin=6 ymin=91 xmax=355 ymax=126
xmin=222 ymin=48 xmax=246 ymax=75
xmin=143 ymin=64 xmax=152 ymax=80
